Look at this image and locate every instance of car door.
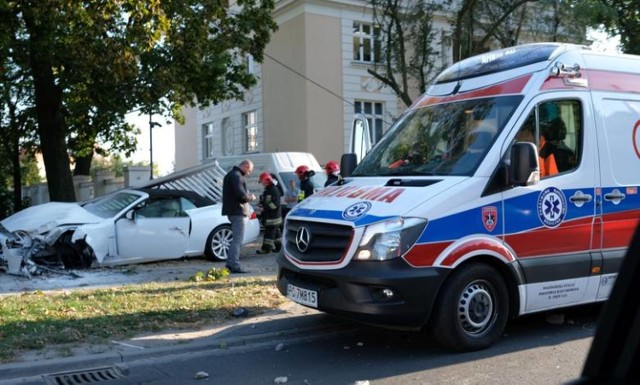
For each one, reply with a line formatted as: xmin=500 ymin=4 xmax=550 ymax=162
xmin=115 ymin=197 xmax=190 ymax=262
xmin=502 ymin=95 xmax=599 ymax=312
xmin=593 ymin=94 xmax=640 ymax=299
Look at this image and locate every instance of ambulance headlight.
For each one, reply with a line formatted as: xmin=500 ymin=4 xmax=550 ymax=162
xmin=354 ymin=217 xmax=427 ymax=261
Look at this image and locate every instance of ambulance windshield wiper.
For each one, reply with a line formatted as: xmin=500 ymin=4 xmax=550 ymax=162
xmin=381 ymin=169 xmax=437 ymax=177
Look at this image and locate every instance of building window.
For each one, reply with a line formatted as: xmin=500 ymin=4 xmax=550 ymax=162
xmin=246 ymin=54 xmax=255 ymax=74
xmin=243 ymin=111 xmax=258 ymax=152
xmin=353 ymin=22 xmax=381 ymax=63
xmin=202 ymin=122 xmax=214 ymax=159
xmin=355 ymin=100 xmax=384 ymax=143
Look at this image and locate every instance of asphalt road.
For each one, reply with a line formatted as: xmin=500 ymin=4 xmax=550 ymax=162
xmin=0 ymin=303 xmax=600 ymax=385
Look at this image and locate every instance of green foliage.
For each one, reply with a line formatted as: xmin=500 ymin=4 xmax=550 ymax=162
xmin=0 ymin=0 xmax=278 ymax=201
xmin=19 ymin=152 xmax=43 ymax=187
xmin=189 ymin=267 xmax=231 ymax=282
xmin=571 ymin=0 xmax=640 ymax=55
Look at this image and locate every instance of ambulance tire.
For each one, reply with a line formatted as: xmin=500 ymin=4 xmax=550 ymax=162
xmin=431 ymin=263 xmax=509 ymax=352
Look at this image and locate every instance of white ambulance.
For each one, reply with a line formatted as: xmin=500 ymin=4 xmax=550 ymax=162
xmin=276 ymin=43 xmax=640 ymax=351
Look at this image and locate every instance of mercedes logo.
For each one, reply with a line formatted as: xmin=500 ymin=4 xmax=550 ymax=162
xmin=295 ymin=226 xmax=312 ymax=253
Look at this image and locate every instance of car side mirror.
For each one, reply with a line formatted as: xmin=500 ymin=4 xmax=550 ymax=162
xmin=125 ymin=210 xmax=136 ymax=221
xmin=510 ymin=142 xmax=540 ymax=186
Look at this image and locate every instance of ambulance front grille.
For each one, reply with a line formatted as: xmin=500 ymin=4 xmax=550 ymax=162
xmin=284 ymin=220 xmax=353 ymax=263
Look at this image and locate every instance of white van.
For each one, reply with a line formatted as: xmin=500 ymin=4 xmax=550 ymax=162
xmin=215 ymin=152 xmax=326 ymax=210
xmin=276 ymin=43 xmax=640 ymax=351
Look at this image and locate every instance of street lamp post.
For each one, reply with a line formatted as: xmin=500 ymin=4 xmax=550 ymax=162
xmin=149 ymin=113 xmax=154 ymax=180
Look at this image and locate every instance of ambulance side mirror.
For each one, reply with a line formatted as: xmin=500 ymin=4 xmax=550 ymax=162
xmin=510 ymin=142 xmax=540 ymax=186
xmin=340 ymin=153 xmax=357 ymax=177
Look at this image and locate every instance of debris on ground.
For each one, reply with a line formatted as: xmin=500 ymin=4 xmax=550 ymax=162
xmin=194 ymin=371 xmax=209 ymax=379
xmin=231 ymin=308 xmax=249 ymax=317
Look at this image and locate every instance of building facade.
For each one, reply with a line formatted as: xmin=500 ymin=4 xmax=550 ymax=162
xmin=174 ymin=0 xmax=454 ymax=170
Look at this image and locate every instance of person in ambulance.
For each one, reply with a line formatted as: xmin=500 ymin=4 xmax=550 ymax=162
xmin=515 ymin=115 xmax=559 ymax=178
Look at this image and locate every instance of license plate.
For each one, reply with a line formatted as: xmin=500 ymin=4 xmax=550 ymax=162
xmin=287 ymin=284 xmax=318 ymax=308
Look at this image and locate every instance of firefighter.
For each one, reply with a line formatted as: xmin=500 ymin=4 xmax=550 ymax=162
xmin=295 ymin=165 xmax=315 ymax=202
xmin=256 ymin=172 xmax=282 ymax=254
xmin=323 ymin=160 xmax=342 ymax=187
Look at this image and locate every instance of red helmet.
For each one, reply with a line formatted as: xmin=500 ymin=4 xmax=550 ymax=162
xmin=259 ymin=172 xmax=273 ymax=184
xmin=295 ymin=165 xmax=309 ymax=177
xmin=324 ymin=160 xmax=339 ymax=173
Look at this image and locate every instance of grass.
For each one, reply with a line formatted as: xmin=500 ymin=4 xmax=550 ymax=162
xmin=0 ymin=269 xmax=286 ymax=363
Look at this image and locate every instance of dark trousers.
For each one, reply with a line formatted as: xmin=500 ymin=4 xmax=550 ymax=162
xmin=261 ymin=225 xmax=282 ymax=251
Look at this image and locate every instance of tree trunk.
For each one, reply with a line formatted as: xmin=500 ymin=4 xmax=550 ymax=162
xmin=10 ymin=133 xmax=22 ymax=212
xmin=23 ymin=7 xmax=76 ymax=202
xmin=74 ymin=153 xmax=93 ymax=176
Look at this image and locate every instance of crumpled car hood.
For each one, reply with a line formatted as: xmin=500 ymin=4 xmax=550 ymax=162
xmin=1 ymin=202 xmax=103 ymax=234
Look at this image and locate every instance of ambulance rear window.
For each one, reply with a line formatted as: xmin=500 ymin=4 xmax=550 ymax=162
xmin=435 ymin=44 xmax=561 ymax=84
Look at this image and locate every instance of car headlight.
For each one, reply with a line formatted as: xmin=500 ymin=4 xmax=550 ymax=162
xmin=354 ymin=217 xmax=428 ymax=261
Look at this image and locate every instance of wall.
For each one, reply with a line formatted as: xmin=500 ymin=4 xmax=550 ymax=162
xmin=21 ymin=166 xmax=150 ymax=206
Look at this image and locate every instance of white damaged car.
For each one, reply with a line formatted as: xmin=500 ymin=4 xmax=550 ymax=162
xmin=0 ymin=188 xmax=260 ymax=277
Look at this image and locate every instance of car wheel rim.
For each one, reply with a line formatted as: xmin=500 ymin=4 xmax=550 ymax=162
xmin=457 ymin=280 xmax=496 ymax=336
xmin=210 ymin=228 xmax=233 ymax=260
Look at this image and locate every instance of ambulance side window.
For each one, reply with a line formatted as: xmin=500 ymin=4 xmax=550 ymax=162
xmin=515 ymin=100 xmax=582 ymax=178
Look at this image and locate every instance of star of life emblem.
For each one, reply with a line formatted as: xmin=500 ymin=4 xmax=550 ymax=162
xmin=342 ymin=201 xmax=372 ymax=220
xmin=537 ymin=187 xmax=567 ymax=228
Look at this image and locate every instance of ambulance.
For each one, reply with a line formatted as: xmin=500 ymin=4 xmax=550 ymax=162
xmin=276 ymin=43 xmax=640 ymax=351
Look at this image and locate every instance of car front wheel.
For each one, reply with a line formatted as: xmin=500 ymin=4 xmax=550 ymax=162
xmin=430 ymin=263 xmax=509 ymax=352
xmin=205 ymin=225 xmax=233 ymax=261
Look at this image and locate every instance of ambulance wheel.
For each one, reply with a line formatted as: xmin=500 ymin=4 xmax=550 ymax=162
xmin=431 ymin=263 xmax=508 ymax=351
xmin=205 ymin=225 xmax=232 ymax=261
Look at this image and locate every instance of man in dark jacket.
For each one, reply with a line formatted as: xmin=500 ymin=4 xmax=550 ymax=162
xmin=256 ymin=172 xmax=282 ymax=254
xmin=222 ymin=160 xmax=255 ymax=273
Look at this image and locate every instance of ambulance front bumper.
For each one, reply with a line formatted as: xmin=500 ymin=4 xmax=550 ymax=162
xmin=276 ymin=253 xmax=450 ymax=329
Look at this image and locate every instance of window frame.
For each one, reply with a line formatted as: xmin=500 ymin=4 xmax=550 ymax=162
xmin=202 ymin=122 xmax=214 ymax=160
xmin=243 ymin=111 xmax=258 ymax=153
xmin=354 ymin=100 xmax=385 ymax=144
xmin=353 ymin=21 xmax=382 ymax=64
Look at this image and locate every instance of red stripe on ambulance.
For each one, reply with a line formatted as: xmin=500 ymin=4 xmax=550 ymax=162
xmin=413 ymin=74 xmax=532 ymax=108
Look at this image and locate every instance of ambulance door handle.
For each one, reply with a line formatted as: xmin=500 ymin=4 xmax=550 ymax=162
xmin=604 ymin=189 xmax=625 ymax=204
xmin=569 ymin=191 xmax=592 ymax=207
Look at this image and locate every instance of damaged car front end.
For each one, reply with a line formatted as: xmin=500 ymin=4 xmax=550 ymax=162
xmin=0 ymin=203 xmax=100 ymax=277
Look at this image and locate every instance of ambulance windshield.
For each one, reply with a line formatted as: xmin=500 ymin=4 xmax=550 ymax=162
xmin=352 ymin=95 xmax=523 ymax=177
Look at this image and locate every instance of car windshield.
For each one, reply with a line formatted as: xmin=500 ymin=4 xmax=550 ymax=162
xmin=82 ymin=191 xmax=143 ymax=218
xmin=353 ymin=95 xmax=523 ymax=177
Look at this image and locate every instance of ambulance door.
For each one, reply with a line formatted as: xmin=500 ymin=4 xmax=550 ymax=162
xmin=593 ymin=94 xmax=640 ymax=300
xmin=502 ymin=95 xmax=598 ymax=313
